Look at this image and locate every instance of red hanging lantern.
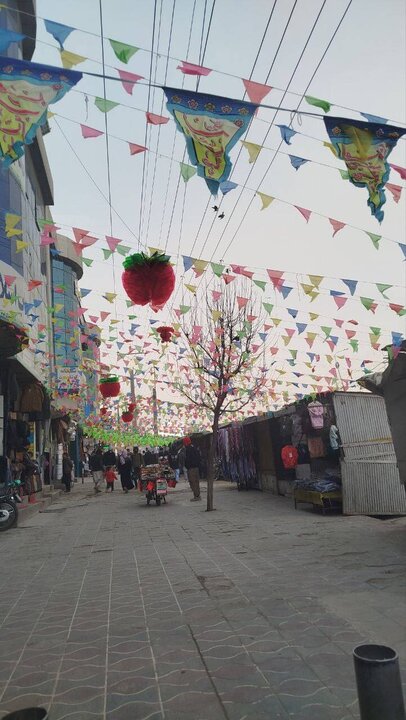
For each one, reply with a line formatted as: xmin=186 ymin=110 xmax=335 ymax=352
xmin=99 ymin=375 xmax=121 ymax=398
xmin=157 ymin=325 xmax=174 ymax=343
xmin=128 ymin=402 xmax=135 ymax=412
xmin=122 ymin=411 xmax=134 ymax=423
xmin=122 ymin=251 xmax=175 ymax=312
xmin=100 ymin=407 xmax=108 ymax=416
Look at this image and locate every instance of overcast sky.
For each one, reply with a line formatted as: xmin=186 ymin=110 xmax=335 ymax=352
xmin=33 ymin=0 xmax=406 ymax=415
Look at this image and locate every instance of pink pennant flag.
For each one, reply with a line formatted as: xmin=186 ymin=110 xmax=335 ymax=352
xmin=329 ymin=218 xmax=346 ymax=237
xmin=389 ymin=303 xmax=404 ymax=314
xmin=247 ymin=314 xmax=257 ymax=322
xmin=105 ymin=235 xmax=122 ymax=252
xmin=174 ymin=309 xmax=181 ymax=319
xmin=212 ymin=290 xmax=222 ymax=301
xmin=28 ymin=280 xmax=42 ymax=291
xmin=267 ymin=269 xmax=284 ymax=289
xmin=146 ymin=112 xmax=169 ymax=125
xmin=88 ymin=315 xmax=98 ymax=323
xmin=72 ymin=227 xmax=89 ymax=243
xmin=345 ymin=330 xmax=356 ymax=339
xmin=80 ymin=235 xmax=98 ymax=247
xmin=72 ymin=242 xmax=84 ymax=256
xmin=295 ymin=206 xmax=311 ymax=223
xmin=242 ymin=79 xmax=272 ymax=104
xmin=386 ymin=183 xmax=402 ymax=204
xmin=333 ymin=296 xmax=347 ymax=309
xmin=100 ymin=311 xmax=110 ymax=321
xmin=4 ymin=274 xmax=16 ymax=286
xmin=129 ymin=142 xmax=147 ymax=155
xmin=236 ymin=296 xmax=248 ymax=309
xmin=285 ymin=328 xmax=295 ymax=337
xmin=231 ymin=264 xmax=245 ymax=274
xmin=177 ymin=61 xmax=211 ymax=76
xmin=222 ymin=274 xmax=236 ymax=284
xmin=240 ymin=269 xmax=254 ymax=279
xmin=117 ymin=68 xmax=143 ymax=95
xmin=40 ymin=233 xmax=55 ymax=246
xmin=335 ymin=319 xmax=344 ymax=327
xmin=390 ymin=163 xmax=406 ymax=180
xmin=80 ymin=124 xmax=104 ymax=139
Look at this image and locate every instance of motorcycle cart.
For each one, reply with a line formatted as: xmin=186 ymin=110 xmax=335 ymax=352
xmin=139 ymin=463 xmax=176 ymax=506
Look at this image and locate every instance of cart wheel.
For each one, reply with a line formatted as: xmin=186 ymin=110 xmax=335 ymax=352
xmin=156 ymin=496 xmax=161 ymax=506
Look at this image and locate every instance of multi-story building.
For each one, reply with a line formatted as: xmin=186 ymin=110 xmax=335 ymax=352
xmin=0 ymin=1 xmax=55 ymax=485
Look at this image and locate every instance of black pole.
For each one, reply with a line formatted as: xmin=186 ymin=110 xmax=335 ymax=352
xmin=353 ymin=644 xmax=406 ymax=720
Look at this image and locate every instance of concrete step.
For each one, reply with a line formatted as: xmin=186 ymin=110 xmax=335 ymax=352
xmin=17 ymin=488 xmax=61 ymax=524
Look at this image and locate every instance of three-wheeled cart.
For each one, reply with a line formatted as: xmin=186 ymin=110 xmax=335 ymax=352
xmin=139 ymin=463 xmax=176 ymax=506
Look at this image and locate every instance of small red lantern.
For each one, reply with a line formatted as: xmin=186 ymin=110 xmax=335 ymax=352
xmin=100 ymin=407 xmax=108 ymax=416
xmin=122 ymin=251 xmax=175 ymax=312
xmin=99 ymin=375 xmax=121 ymax=398
xmin=157 ymin=325 xmax=174 ymax=343
xmin=128 ymin=402 xmax=135 ymax=412
xmin=122 ymin=411 xmax=134 ymax=423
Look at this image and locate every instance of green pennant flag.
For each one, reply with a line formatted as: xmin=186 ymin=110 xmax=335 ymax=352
xmin=262 ymin=302 xmax=273 ymax=314
xmin=370 ymin=326 xmax=381 ymax=336
xmin=289 ymin=349 xmax=298 ymax=359
xmin=116 ymin=244 xmax=131 ymax=256
xmin=126 ymin=301 xmax=135 ymax=309
xmin=366 ymin=232 xmax=381 ymax=250
xmin=211 ymin=262 xmax=225 ymax=277
xmin=95 ymin=97 xmax=119 ymax=113
xmin=82 ymin=257 xmax=93 ymax=267
xmin=349 ymin=339 xmax=358 ymax=352
xmin=321 ymin=326 xmax=332 ymax=337
xmin=180 ymin=305 xmax=190 ymax=314
xmin=180 ymin=163 xmax=197 ymax=182
xmin=102 ymin=249 xmax=113 ymax=260
xmin=253 ymin=279 xmax=266 ymax=291
xmin=305 ymin=95 xmax=331 ymax=113
xmin=376 ymin=283 xmax=392 ymax=298
xmin=109 ymin=39 xmax=139 ymax=64
xmin=361 ymin=297 xmax=375 ymax=311
xmin=339 ymin=168 xmax=349 ymax=180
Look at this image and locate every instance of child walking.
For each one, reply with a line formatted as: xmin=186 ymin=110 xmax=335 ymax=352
xmin=105 ymin=466 xmax=116 ymax=492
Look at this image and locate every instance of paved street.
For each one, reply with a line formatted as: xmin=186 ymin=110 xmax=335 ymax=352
xmin=0 ymin=479 xmax=405 ymax=720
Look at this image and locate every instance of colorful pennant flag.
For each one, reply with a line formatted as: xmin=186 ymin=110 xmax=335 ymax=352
xmin=128 ymin=142 xmax=147 ymax=155
xmin=5 ymin=213 xmax=22 ymax=237
xmin=305 ymin=95 xmax=331 ymax=113
xmin=289 ymin=155 xmax=309 ymax=170
xmin=257 ymin=192 xmax=274 ymax=210
xmin=164 ymin=87 xmax=257 ymax=193
xmin=0 ymin=56 xmax=82 ymax=167
xmin=117 ymin=69 xmax=143 ymax=95
xmin=294 ymin=206 xmax=311 ymax=222
xmin=242 ymin=79 xmax=272 ymax=104
xmin=44 ymin=19 xmax=74 ymax=48
xmin=219 ymin=180 xmax=238 ymax=194
xmin=390 ymin=163 xmax=406 ymax=180
xmin=180 ymin=163 xmax=197 ymax=182
xmin=329 ymin=218 xmax=346 ymax=236
xmin=0 ymin=28 xmax=25 ymax=53
xmin=95 ymin=97 xmax=119 ymax=113
xmin=386 ymin=183 xmax=402 ymax=203
xmin=177 ymin=61 xmax=211 ymax=76
xmin=80 ymin=124 xmax=104 ymax=139
xmin=60 ymin=50 xmax=86 ymax=69
xmin=365 ymin=232 xmax=381 ymax=250
xmin=324 ymin=116 xmax=406 ymax=222
xmin=146 ymin=112 xmax=169 ymax=125
xmin=277 ymin=125 xmax=297 ymax=145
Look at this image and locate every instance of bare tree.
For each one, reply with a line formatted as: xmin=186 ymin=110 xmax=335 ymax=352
xmin=176 ymin=279 xmax=267 ymax=511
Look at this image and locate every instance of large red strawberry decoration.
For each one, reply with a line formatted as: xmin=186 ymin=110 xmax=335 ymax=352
xmin=99 ymin=375 xmax=121 ymax=398
xmin=122 ymin=251 xmax=175 ymax=312
xmin=122 ymin=411 xmax=134 ymax=423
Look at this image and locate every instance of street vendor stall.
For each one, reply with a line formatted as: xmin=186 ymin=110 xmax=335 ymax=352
xmin=138 ymin=461 xmax=176 ymax=506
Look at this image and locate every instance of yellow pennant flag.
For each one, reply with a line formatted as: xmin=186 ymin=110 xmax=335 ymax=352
xmin=5 ymin=213 xmax=22 ymax=238
xmin=193 ymin=259 xmax=208 ymax=273
xmin=271 ymin=317 xmax=281 ymax=326
xmin=326 ymin=355 xmax=333 ymax=364
xmin=309 ymin=312 xmax=319 ymax=321
xmin=184 ymin=284 xmax=197 ymax=294
xmin=149 ymin=246 xmax=164 ymax=255
xmin=282 ymin=335 xmax=292 ymax=346
xmin=308 ymin=275 xmax=323 ymax=288
xmin=103 ymin=292 xmax=117 ymax=303
xmin=110 ymin=319 xmax=120 ymax=325
xmin=15 ymin=239 xmax=28 ymax=253
xmin=241 ymin=141 xmax=262 ymax=163
xmin=60 ymin=49 xmax=87 ymax=69
xmin=54 ymin=303 xmax=64 ymax=312
xmin=212 ymin=310 xmax=221 ymax=321
xmin=47 ymin=110 xmax=56 ymax=120
xmin=257 ymin=192 xmax=274 ymax=210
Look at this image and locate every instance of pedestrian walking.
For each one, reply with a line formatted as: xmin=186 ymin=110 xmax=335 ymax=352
xmin=105 ymin=466 xmax=116 ymax=492
xmin=89 ymin=447 xmax=104 ymax=493
xmin=183 ymin=437 xmax=201 ymax=501
xmin=177 ymin=443 xmax=188 ymax=483
xmin=169 ymin=443 xmax=180 ymax=482
xmin=62 ymin=451 xmax=73 ymax=493
xmin=103 ymin=447 xmax=117 ymax=468
xmin=118 ymin=449 xmax=134 ymax=493
xmin=131 ymin=445 xmax=143 ymax=484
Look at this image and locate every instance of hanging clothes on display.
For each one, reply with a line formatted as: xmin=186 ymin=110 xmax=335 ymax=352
xmin=308 ymin=401 xmax=324 ymax=429
xmin=281 ymin=445 xmax=298 ymax=469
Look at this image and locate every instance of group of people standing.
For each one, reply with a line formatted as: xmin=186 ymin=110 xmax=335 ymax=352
xmin=89 ymin=446 xmax=143 ymax=494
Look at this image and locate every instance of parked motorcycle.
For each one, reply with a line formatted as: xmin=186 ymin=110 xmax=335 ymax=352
xmin=0 ymin=487 xmax=18 ymax=531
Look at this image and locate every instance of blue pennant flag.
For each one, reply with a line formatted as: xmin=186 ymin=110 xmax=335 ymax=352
xmin=287 ymin=308 xmax=298 ymax=318
xmin=277 ymin=125 xmax=297 ymax=145
xmin=330 ymin=290 xmax=344 ymax=297
xmin=80 ymin=288 xmax=92 ymax=297
xmin=360 ymin=112 xmax=387 ymax=124
xmin=182 ymin=255 xmax=194 ymax=272
xmin=219 ymin=180 xmax=238 ymax=195
xmin=258 ymin=332 xmax=267 ymax=342
xmin=44 ymin=19 xmax=75 ymax=49
xmin=0 ymin=28 xmax=26 ymax=52
xmin=399 ymin=243 xmax=406 ymax=260
xmin=289 ymin=155 xmax=309 ymax=171
xmin=279 ymin=285 xmax=293 ymax=299
xmin=392 ymin=332 xmax=403 ymax=346
xmin=341 ymin=278 xmax=358 ymax=295
xmin=296 ymin=323 xmax=307 ymax=334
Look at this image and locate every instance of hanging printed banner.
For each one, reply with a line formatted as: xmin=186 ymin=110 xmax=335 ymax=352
xmin=0 ymin=55 xmax=82 ymax=166
xmin=163 ymin=87 xmax=257 ymax=193
xmin=324 ymin=116 xmax=406 ymax=222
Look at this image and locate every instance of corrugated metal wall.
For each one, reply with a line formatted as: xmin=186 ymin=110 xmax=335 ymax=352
xmin=332 ymin=393 xmax=405 ymax=515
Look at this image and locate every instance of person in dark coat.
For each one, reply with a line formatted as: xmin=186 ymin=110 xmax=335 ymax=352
xmin=184 ymin=437 xmax=201 ymax=501
xmin=62 ymin=452 xmax=73 ymax=492
xmin=117 ymin=450 xmax=133 ymax=493
xmin=103 ymin=447 xmax=117 ymax=468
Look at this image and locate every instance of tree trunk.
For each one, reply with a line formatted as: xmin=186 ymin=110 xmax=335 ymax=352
xmin=206 ymin=413 xmax=219 ymax=511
